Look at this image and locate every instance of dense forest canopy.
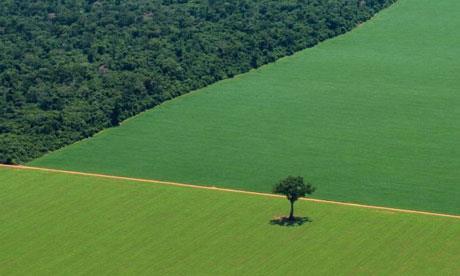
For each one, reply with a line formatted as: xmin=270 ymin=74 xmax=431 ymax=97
xmin=0 ymin=0 xmax=395 ymax=164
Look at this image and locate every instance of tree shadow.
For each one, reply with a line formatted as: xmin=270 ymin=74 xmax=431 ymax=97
xmin=269 ymin=216 xmax=312 ymax=227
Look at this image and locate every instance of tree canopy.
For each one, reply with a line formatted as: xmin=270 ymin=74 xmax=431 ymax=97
xmin=0 ymin=0 xmax=396 ymax=163
xmin=273 ymin=176 xmax=315 ymax=220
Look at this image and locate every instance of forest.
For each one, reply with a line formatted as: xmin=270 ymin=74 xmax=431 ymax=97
xmin=0 ymin=0 xmax=395 ymax=163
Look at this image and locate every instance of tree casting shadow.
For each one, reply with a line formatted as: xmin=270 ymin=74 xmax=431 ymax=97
xmin=269 ymin=216 xmax=312 ymax=227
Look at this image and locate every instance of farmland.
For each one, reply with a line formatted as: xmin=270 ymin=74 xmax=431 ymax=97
xmin=31 ymin=0 xmax=460 ymax=215
xmin=1 ymin=167 xmax=459 ymax=275
xmin=1 ymin=0 xmax=459 ymax=274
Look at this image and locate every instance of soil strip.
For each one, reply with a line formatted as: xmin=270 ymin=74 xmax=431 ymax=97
xmin=1 ymin=164 xmax=459 ymax=220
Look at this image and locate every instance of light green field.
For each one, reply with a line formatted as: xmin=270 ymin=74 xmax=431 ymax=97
xmin=31 ymin=0 xmax=460 ymax=215
xmin=1 ymin=167 xmax=459 ymax=275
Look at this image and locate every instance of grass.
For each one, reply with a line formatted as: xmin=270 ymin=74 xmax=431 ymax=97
xmin=1 ymin=167 xmax=459 ymax=275
xmin=30 ymin=0 xmax=460 ymax=215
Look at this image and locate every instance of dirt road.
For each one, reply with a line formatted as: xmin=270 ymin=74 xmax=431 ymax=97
xmin=1 ymin=164 xmax=459 ymax=220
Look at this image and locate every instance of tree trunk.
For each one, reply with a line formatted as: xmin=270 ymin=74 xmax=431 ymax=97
xmin=289 ymin=200 xmax=294 ymax=221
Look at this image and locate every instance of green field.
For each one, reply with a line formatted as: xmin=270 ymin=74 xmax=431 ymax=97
xmin=0 ymin=167 xmax=458 ymax=275
xmin=30 ymin=0 xmax=460 ymax=215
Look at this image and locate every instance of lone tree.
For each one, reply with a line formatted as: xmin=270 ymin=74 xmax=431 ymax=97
xmin=273 ymin=176 xmax=315 ymax=221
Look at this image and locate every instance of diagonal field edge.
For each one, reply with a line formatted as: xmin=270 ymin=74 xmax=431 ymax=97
xmin=1 ymin=164 xmax=459 ymax=220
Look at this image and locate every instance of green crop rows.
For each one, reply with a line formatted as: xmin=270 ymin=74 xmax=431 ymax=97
xmin=1 ymin=168 xmax=459 ymax=275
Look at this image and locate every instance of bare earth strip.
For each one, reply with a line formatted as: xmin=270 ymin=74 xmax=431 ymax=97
xmin=1 ymin=164 xmax=459 ymax=220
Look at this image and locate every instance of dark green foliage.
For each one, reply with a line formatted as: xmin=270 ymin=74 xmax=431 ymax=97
xmin=273 ymin=176 xmax=315 ymax=220
xmin=0 ymin=0 xmax=396 ymax=163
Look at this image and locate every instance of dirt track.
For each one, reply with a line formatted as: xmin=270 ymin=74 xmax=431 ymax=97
xmin=1 ymin=164 xmax=459 ymax=220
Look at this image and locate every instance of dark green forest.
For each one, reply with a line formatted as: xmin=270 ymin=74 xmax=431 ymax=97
xmin=0 ymin=0 xmax=395 ymax=164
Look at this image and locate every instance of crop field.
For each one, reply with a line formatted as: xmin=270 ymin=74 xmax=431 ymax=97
xmin=0 ymin=167 xmax=458 ymax=275
xmin=30 ymin=0 xmax=460 ymax=215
